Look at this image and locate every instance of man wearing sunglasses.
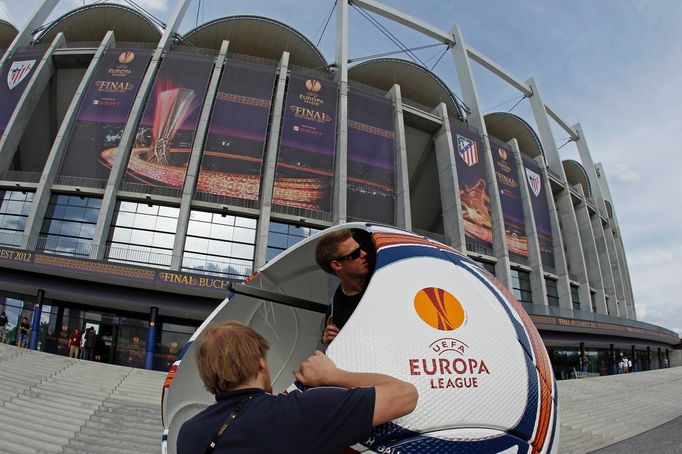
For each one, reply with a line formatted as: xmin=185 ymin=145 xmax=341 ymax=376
xmin=315 ymin=229 xmax=371 ymax=345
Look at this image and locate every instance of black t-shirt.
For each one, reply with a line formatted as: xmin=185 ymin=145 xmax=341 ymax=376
xmin=177 ymin=387 xmax=375 ymax=454
xmin=19 ymin=321 xmax=29 ymax=334
xmin=327 ymin=285 xmax=366 ymax=331
xmin=0 ymin=314 xmax=7 ymax=327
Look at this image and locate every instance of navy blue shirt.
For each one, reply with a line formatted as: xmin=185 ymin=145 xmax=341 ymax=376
xmin=177 ymin=386 xmax=375 ymax=454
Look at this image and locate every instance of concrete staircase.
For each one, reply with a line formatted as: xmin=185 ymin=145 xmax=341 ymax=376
xmin=0 ymin=343 xmax=165 ymax=454
xmin=2 ymin=343 xmax=682 ymax=453
xmin=556 ymin=366 xmax=682 ymax=453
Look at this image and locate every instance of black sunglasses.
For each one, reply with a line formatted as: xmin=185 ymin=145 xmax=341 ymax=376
xmin=334 ymin=246 xmax=363 ymax=262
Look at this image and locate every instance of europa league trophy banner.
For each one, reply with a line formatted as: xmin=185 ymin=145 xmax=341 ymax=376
xmin=122 ymin=52 xmax=213 ymax=188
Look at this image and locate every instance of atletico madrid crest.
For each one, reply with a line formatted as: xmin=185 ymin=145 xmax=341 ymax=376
xmin=7 ymin=60 xmax=36 ymax=90
xmin=457 ymin=134 xmax=478 ymax=167
xmin=526 ymin=167 xmax=542 ymax=197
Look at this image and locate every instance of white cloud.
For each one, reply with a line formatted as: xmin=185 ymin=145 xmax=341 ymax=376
xmin=609 ymin=163 xmax=641 ymax=184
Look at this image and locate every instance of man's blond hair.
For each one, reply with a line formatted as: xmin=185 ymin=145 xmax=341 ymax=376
xmin=315 ymin=229 xmax=352 ymax=274
xmin=196 ymin=321 xmax=270 ymax=394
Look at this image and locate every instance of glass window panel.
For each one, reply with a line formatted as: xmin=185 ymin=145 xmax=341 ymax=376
xmin=83 ymin=208 xmax=100 ymax=223
xmin=268 ymin=232 xmax=288 ymax=249
xmin=158 ymin=206 xmax=179 ymax=218
xmin=184 ymin=236 xmax=209 ymax=254
xmin=210 ymin=223 xmax=233 ymax=240
xmin=187 ymin=220 xmax=211 ymax=237
xmin=231 ymin=243 xmax=254 ymax=260
xmin=20 ymin=202 xmax=32 ymax=216
xmin=115 ymin=211 xmax=135 ymax=227
xmin=133 ymin=214 xmax=157 ymax=230
xmin=233 ymin=227 xmax=255 ymax=243
xmin=269 ymin=222 xmax=288 ymax=234
xmin=59 ymin=221 xmax=82 ymax=237
xmin=190 ymin=210 xmax=212 ymax=222
xmin=68 ymin=196 xmax=88 ymax=207
xmin=136 ymin=203 xmax=159 ymax=215
xmin=152 ymin=232 xmax=175 ymax=249
xmin=87 ymin=198 xmax=102 ymax=209
xmin=56 ymin=194 xmax=70 ymax=205
xmin=212 ymin=214 xmax=235 ymax=225
xmin=129 ymin=229 xmax=154 ymax=246
xmin=110 ymin=227 xmax=132 ymax=244
xmin=47 ymin=220 xmax=62 ymax=235
xmin=79 ymin=223 xmax=96 ymax=240
xmin=208 ymin=239 xmax=231 ymax=257
xmin=118 ymin=201 xmax=137 ymax=213
xmin=155 ymin=216 xmax=178 ymax=233
xmin=64 ymin=206 xmax=86 ymax=221
xmin=235 ymin=217 xmax=257 ymax=229
xmin=6 ymin=200 xmax=22 ymax=214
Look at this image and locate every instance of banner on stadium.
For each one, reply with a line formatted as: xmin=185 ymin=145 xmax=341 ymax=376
xmin=59 ymin=48 xmax=153 ymax=179
xmin=273 ymin=73 xmax=338 ymax=213
xmin=450 ymin=118 xmax=493 ymax=253
xmin=0 ymin=49 xmax=46 ymax=136
xmin=123 ymin=52 xmax=214 ymax=188
xmin=196 ymin=59 xmax=277 ymax=202
xmin=522 ymin=154 xmax=555 ymax=270
xmin=490 ymin=137 xmax=527 ymax=258
xmin=347 ymin=89 xmax=395 ymax=223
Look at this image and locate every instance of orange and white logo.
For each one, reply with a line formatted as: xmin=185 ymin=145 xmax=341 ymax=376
xmin=305 ymin=79 xmax=321 ymax=92
xmin=413 ymin=287 xmax=465 ymax=331
xmin=118 ymin=51 xmax=135 ymax=64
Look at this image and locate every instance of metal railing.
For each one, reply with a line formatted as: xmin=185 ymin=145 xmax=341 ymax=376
xmin=193 ymin=191 xmax=260 ymax=211
xmin=509 ymin=253 xmax=529 ymax=266
xmin=271 ymin=204 xmax=332 ymax=223
xmin=53 ymin=175 xmax=108 ymax=189
xmin=119 ymin=181 xmax=182 ymax=199
xmin=412 ymin=228 xmax=446 ymax=244
xmin=466 ymin=242 xmax=494 ymax=257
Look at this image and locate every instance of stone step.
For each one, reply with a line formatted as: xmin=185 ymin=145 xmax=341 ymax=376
xmin=78 ymin=425 xmax=159 ymax=447
xmin=12 ymin=393 xmax=95 ymax=416
xmin=69 ymin=433 xmax=158 ymax=453
xmin=0 ymin=436 xmax=39 ymax=454
xmin=1 ymin=400 xmax=90 ymax=424
xmin=88 ymin=414 xmax=162 ymax=432
xmin=0 ymin=410 xmax=75 ymax=439
xmin=22 ymin=389 xmax=101 ymax=410
xmin=85 ymin=418 xmax=162 ymax=438
xmin=0 ymin=402 xmax=83 ymax=432
xmin=0 ymin=414 xmax=70 ymax=447
xmin=0 ymin=424 xmax=63 ymax=453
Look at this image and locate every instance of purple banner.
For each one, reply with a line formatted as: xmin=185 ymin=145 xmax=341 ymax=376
xmin=450 ymin=118 xmax=493 ymax=253
xmin=124 ymin=52 xmax=213 ymax=188
xmin=522 ymin=154 xmax=555 ymax=270
xmin=196 ymin=59 xmax=276 ymax=202
xmin=273 ymin=73 xmax=338 ymax=213
xmin=59 ymin=48 xmax=152 ymax=179
xmin=490 ymin=137 xmax=527 ymax=259
xmin=347 ymin=89 xmax=395 ymax=223
xmin=0 ymin=49 xmax=46 ymax=135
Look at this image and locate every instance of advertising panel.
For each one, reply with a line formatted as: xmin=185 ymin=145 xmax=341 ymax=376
xmin=522 ymin=155 xmax=555 ymax=269
xmin=59 ymin=48 xmax=153 ymax=179
xmin=490 ymin=137 xmax=527 ymax=258
xmin=450 ymin=118 xmax=493 ymax=253
xmin=347 ymin=89 xmax=395 ymax=223
xmin=273 ymin=73 xmax=338 ymax=213
xmin=123 ymin=52 xmax=214 ymax=188
xmin=196 ymin=59 xmax=276 ymax=202
xmin=0 ymin=49 xmax=46 ymax=135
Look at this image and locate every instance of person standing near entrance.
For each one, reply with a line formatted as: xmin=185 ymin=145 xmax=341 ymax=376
xmin=82 ymin=327 xmax=96 ymax=361
xmin=68 ymin=328 xmax=81 ymax=358
xmin=0 ymin=311 xmax=8 ymax=343
xmin=18 ymin=317 xmax=30 ymax=348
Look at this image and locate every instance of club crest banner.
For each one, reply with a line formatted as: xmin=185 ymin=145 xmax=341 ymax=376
xmin=0 ymin=49 xmax=46 ymax=135
xmin=522 ymin=155 xmax=555 ymax=270
xmin=450 ymin=118 xmax=493 ymax=254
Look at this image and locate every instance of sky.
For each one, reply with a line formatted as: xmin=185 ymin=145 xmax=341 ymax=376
xmin=2 ymin=0 xmax=681 ymax=336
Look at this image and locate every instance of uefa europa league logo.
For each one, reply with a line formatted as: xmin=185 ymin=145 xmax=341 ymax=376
xmin=145 ymin=88 xmax=196 ymax=165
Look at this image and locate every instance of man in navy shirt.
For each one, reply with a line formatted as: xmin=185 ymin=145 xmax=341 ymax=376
xmin=177 ymin=321 xmax=417 ymax=453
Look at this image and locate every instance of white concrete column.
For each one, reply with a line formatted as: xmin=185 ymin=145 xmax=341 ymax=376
xmin=89 ymin=0 xmax=193 ymax=260
xmin=253 ymin=52 xmax=290 ymax=268
xmin=574 ymin=187 xmax=606 ymax=312
xmin=431 ymin=103 xmax=465 ymax=250
xmin=386 ymin=84 xmax=411 ymax=230
xmin=591 ymin=214 xmax=617 ymax=314
xmin=170 ymin=40 xmax=229 ymax=270
xmin=510 ymin=139 xmax=547 ymax=306
xmin=450 ymin=25 xmax=510 ymax=289
xmin=333 ymin=0 xmax=349 ymax=224
xmin=21 ymin=32 xmax=115 ymax=250
xmin=0 ymin=33 xmax=65 ymax=174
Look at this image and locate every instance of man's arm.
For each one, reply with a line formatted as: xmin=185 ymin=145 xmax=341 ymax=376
xmin=294 ymin=351 xmax=418 ymax=426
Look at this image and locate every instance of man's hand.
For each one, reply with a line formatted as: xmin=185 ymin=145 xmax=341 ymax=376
xmin=294 ymin=351 xmax=337 ymax=387
xmin=322 ymin=315 xmax=339 ymax=344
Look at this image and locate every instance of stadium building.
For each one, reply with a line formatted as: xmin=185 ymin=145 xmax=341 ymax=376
xmin=0 ymin=1 xmax=678 ymax=375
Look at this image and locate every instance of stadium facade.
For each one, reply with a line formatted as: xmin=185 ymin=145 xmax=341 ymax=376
xmin=0 ymin=1 xmax=678 ymax=376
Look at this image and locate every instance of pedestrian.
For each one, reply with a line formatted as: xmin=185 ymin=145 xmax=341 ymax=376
xmin=17 ymin=317 xmax=30 ymax=348
xmin=627 ymin=358 xmax=632 ymax=373
xmin=68 ymin=328 xmax=81 ymax=358
xmin=0 ymin=311 xmax=8 ymax=343
xmin=82 ymin=327 xmax=96 ymax=361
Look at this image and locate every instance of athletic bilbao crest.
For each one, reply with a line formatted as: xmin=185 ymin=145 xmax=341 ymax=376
xmin=526 ymin=167 xmax=542 ymax=197
xmin=457 ymin=134 xmax=479 ymax=166
xmin=7 ymin=60 xmax=36 ymax=90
